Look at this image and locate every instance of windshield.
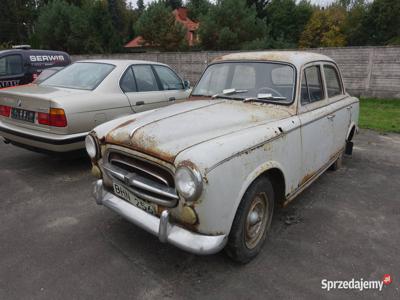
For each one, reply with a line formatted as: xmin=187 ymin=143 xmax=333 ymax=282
xmin=192 ymin=62 xmax=296 ymax=103
xmin=40 ymin=62 xmax=115 ymax=90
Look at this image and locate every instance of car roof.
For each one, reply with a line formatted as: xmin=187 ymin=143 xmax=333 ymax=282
xmin=213 ymin=51 xmax=335 ymax=68
xmin=0 ymin=49 xmax=69 ymax=56
xmin=76 ymin=59 xmax=169 ymax=68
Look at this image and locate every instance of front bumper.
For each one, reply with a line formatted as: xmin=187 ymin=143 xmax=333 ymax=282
xmin=92 ymin=180 xmax=228 ymax=255
xmin=0 ymin=120 xmax=86 ymax=152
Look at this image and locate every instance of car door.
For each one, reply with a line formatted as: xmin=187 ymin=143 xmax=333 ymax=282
xmin=122 ymin=64 xmax=167 ymax=113
xmin=298 ymin=63 xmax=335 ymax=181
xmin=152 ymin=65 xmax=189 ymax=103
xmin=322 ymin=64 xmax=351 ymax=154
xmin=0 ymin=54 xmax=25 ymax=88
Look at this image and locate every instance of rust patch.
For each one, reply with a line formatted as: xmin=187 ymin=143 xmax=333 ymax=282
xmin=131 ymin=129 xmax=176 ymax=163
xmin=104 ymin=123 xmax=176 ymax=163
xmin=299 ymin=171 xmax=316 ymax=187
xmin=178 ymin=159 xmax=198 ymax=169
xmin=105 ymin=119 xmax=136 ymax=142
xmin=113 ymin=118 xmax=137 ymax=131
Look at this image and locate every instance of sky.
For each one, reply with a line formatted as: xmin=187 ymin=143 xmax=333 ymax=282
xmin=128 ymin=0 xmax=337 ymax=9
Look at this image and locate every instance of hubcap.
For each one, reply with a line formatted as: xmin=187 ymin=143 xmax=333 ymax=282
xmin=245 ymin=192 xmax=268 ymax=249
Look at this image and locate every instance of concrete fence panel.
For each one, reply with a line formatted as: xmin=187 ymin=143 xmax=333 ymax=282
xmin=72 ymin=46 xmax=400 ymax=99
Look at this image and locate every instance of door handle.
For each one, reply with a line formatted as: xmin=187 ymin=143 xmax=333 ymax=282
xmin=327 ymin=114 xmax=335 ymax=120
xmin=168 ymin=97 xmax=176 ymax=101
xmin=346 ymin=105 xmax=352 ymax=110
xmin=136 ymin=101 xmax=144 ymax=106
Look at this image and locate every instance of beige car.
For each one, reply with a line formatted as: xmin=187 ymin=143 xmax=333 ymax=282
xmin=0 ymin=60 xmax=190 ymax=153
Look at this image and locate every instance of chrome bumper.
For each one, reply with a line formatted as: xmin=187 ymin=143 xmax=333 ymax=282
xmin=92 ymin=180 xmax=227 ymax=255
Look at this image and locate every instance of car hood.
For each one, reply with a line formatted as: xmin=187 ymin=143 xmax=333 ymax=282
xmin=104 ymin=99 xmax=292 ymax=163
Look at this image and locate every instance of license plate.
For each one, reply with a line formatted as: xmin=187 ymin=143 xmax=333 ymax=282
xmin=11 ymin=108 xmax=35 ymax=123
xmin=113 ymin=182 xmax=156 ymax=215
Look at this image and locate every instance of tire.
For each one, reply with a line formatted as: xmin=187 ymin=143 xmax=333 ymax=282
xmin=225 ymin=176 xmax=275 ymax=263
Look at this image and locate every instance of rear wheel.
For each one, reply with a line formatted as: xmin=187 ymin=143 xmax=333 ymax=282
xmin=225 ymin=177 xmax=274 ymax=263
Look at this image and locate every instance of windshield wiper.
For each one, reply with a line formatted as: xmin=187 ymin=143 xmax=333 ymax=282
xmin=243 ymin=93 xmax=287 ymax=103
xmin=212 ymin=88 xmax=248 ymax=99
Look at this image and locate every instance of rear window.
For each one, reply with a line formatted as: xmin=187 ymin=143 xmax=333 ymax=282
xmin=40 ymin=62 xmax=115 ymax=90
xmin=0 ymin=55 xmax=23 ymax=76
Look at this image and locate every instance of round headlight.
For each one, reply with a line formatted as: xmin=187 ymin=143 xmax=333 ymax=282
xmin=85 ymin=135 xmax=98 ymax=159
xmin=175 ymin=166 xmax=203 ymax=201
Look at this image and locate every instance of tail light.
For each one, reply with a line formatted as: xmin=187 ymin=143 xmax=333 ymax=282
xmin=0 ymin=105 xmax=11 ymax=117
xmin=38 ymin=108 xmax=67 ymax=127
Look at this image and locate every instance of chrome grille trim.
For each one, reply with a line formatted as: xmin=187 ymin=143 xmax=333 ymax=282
xmin=109 ymin=158 xmax=169 ymax=186
xmin=103 ymin=150 xmax=178 ymax=207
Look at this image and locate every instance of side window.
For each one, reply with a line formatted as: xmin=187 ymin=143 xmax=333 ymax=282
xmin=324 ymin=65 xmax=342 ymax=97
xmin=153 ymin=65 xmax=183 ymax=90
xmin=132 ymin=65 xmax=159 ymax=92
xmin=301 ymin=71 xmax=310 ymax=104
xmin=302 ymin=66 xmax=324 ymax=104
xmin=120 ymin=67 xmax=137 ymax=93
xmin=0 ymin=55 xmax=23 ymax=76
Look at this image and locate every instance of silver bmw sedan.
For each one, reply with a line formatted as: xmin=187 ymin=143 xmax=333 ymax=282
xmin=0 ymin=60 xmax=191 ymax=153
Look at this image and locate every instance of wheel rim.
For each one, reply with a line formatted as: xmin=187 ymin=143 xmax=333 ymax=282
xmin=245 ymin=192 xmax=269 ymax=249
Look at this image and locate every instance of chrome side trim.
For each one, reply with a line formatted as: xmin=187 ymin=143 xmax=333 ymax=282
xmin=93 ymin=180 xmax=228 ymax=255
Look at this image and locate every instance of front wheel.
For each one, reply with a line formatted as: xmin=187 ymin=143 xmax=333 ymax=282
xmin=225 ymin=177 xmax=275 ymax=263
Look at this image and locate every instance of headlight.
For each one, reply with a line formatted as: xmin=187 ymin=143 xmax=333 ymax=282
xmin=85 ymin=135 xmax=98 ymax=159
xmin=175 ymin=166 xmax=203 ymax=201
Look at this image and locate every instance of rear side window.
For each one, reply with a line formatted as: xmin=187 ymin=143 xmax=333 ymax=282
xmin=120 ymin=67 xmax=137 ymax=93
xmin=324 ymin=65 xmax=342 ymax=97
xmin=132 ymin=65 xmax=159 ymax=92
xmin=0 ymin=55 xmax=23 ymax=76
xmin=153 ymin=65 xmax=183 ymax=90
xmin=301 ymin=66 xmax=324 ymax=104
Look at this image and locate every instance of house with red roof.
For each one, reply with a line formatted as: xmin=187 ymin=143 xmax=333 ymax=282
xmin=125 ymin=7 xmax=200 ymax=49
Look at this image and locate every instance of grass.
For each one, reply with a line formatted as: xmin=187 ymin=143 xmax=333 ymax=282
xmin=359 ymin=98 xmax=400 ymax=133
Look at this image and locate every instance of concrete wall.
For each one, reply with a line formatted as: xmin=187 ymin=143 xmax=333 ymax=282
xmin=72 ymin=46 xmax=400 ymax=99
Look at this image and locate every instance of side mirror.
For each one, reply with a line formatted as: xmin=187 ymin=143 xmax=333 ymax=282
xmin=183 ymin=80 xmax=190 ymax=90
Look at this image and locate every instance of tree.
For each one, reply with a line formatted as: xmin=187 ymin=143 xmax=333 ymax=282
xmin=246 ymin=0 xmax=270 ymax=18
xmin=199 ymin=0 xmax=269 ymax=50
xmin=265 ymin=0 xmax=297 ymax=47
xmin=361 ymin=0 xmax=400 ymax=45
xmin=0 ymin=0 xmax=38 ymax=44
xmin=299 ymin=6 xmax=347 ymax=48
xmin=36 ymin=0 xmax=77 ymax=52
xmin=36 ymin=0 xmax=122 ymax=54
xmin=166 ymin=0 xmax=183 ymax=10
xmin=137 ymin=0 xmax=145 ymax=13
xmin=107 ymin=0 xmax=131 ymax=43
xmin=186 ymin=0 xmax=212 ymax=21
xmin=135 ymin=0 xmax=187 ymax=51
xmin=84 ymin=0 xmax=121 ymax=53
xmin=341 ymin=0 xmax=368 ymax=46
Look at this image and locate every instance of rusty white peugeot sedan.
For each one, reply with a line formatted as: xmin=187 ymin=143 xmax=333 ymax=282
xmin=88 ymin=51 xmax=359 ymax=262
xmin=0 ymin=60 xmax=190 ymax=153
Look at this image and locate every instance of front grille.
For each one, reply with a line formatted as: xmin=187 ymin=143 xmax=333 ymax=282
xmin=104 ymin=151 xmax=178 ymax=207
